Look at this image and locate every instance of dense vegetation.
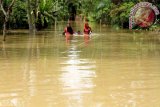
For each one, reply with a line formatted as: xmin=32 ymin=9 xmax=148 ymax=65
xmin=0 ymin=0 xmax=160 ymax=31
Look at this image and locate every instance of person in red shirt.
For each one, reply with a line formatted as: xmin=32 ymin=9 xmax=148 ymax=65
xmin=83 ymin=19 xmax=92 ymax=43
xmin=84 ymin=22 xmax=92 ymax=35
xmin=63 ymin=23 xmax=74 ymax=43
xmin=64 ymin=23 xmax=74 ymax=35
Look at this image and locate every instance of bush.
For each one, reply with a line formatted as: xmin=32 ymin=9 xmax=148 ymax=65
xmin=110 ymin=2 xmax=135 ymax=28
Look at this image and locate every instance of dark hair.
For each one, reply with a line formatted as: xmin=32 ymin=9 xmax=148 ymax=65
xmin=85 ymin=18 xmax=89 ymax=22
xmin=67 ymin=26 xmax=73 ymax=34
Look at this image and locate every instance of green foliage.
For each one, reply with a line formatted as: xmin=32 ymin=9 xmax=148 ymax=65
xmin=80 ymin=0 xmax=98 ymax=17
xmin=10 ymin=0 xmax=28 ymax=28
xmin=91 ymin=0 xmax=160 ymax=29
xmin=89 ymin=0 xmax=111 ymax=23
xmin=2 ymin=0 xmax=13 ymax=9
xmin=38 ymin=0 xmax=55 ymax=26
xmin=39 ymin=0 xmax=53 ymax=12
xmin=0 ymin=0 xmax=160 ymax=30
xmin=110 ymin=2 xmax=134 ymax=27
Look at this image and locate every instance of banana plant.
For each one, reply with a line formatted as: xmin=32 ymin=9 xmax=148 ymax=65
xmin=33 ymin=0 xmax=63 ymax=29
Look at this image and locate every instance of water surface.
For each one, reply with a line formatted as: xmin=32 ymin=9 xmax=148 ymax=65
xmin=0 ymin=22 xmax=160 ymax=107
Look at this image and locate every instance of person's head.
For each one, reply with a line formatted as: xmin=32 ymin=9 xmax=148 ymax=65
xmin=67 ymin=23 xmax=71 ymax=27
xmin=85 ymin=18 xmax=89 ymax=22
xmin=84 ymin=23 xmax=89 ymax=28
xmin=77 ymin=30 xmax=81 ymax=34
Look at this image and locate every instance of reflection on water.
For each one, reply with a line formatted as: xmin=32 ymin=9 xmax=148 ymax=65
xmin=60 ymin=39 xmax=96 ymax=107
xmin=0 ymin=23 xmax=160 ymax=107
xmin=60 ymin=39 xmax=96 ymax=106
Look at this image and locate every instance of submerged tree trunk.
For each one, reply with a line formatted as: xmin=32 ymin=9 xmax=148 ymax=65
xmin=3 ymin=19 xmax=7 ymax=41
xmin=33 ymin=0 xmax=40 ymax=30
xmin=27 ymin=0 xmax=40 ymax=33
xmin=27 ymin=0 xmax=34 ymax=33
xmin=34 ymin=0 xmax=39 ymax=18
xmin=0 ymin=0 xmax=16 ymax=41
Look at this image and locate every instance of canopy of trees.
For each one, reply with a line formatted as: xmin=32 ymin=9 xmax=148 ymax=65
xmin=0 ymin=0 xmax=160 ymax=31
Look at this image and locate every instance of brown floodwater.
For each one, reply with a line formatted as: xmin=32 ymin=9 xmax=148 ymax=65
xmin=0 ymin=22 xmax=160 ymax=107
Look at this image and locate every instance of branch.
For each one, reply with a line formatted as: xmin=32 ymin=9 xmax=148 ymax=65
xmin=0 ymin=0 xmax=7 ymax=16
xmin=43 ymin=11 xmax=55 ymax=20
xmin=8 ymin=0 xmax=16 ymax=11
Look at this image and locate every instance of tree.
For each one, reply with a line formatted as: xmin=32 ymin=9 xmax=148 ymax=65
xmin=26 ymin=0 xmax=35 ymax=33
xmin=0 ymin=0 xmax=16 ymax=41
xmin=111 ymin=0 xmax=122 ymax=4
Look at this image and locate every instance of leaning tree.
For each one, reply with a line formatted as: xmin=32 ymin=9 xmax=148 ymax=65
xmin=0 ymin=0 xmax=16 ymax=41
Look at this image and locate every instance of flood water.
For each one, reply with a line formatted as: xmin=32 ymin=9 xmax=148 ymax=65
xmin=0 ymin=22 xmax=160 ymax=107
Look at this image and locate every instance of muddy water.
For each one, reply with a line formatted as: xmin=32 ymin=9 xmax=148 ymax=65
xmin=0 ymin=22 xmax=160 ymax=107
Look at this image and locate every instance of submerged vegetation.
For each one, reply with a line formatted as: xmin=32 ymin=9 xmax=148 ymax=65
xmin=0 ymin=0 xmax=160 ymax=33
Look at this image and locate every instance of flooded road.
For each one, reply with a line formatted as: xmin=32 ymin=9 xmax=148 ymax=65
xmin=0 ymin=22 xmax=160 ymax=107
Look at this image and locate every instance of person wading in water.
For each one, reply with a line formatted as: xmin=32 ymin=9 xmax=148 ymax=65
xmin=64 ymin=23 xmax=74 ymax=43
